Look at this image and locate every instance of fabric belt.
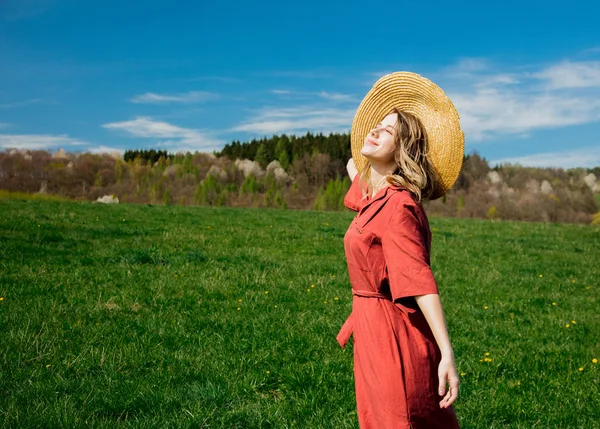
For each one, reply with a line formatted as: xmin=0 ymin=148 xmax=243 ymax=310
xmin=336 ymin=288 xmax=392 ymax=348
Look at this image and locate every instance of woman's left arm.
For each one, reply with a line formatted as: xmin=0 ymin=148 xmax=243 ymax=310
xmin=414 ymin=293 xmax=460 ymax=409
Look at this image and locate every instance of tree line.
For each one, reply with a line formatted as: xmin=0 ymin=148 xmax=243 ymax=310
xmin=1 ymin=131 xmax=599 ymax=225
xmin=219 ymin=132 xmax=352 ymax=170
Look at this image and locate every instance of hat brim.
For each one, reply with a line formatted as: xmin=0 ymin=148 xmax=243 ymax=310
xmin=351 ymin=72 xmax=464 ymax=200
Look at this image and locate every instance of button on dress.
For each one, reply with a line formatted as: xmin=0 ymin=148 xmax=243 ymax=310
xmin=337 ymin=174 xmax=460 ymax=429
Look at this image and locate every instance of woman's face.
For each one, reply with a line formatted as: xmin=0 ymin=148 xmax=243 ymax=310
xmin=360 ymin=112 xmax=398 ymax=166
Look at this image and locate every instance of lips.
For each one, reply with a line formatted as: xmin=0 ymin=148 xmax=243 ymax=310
xmin=367 ymin=138 xmax=378 ymax=146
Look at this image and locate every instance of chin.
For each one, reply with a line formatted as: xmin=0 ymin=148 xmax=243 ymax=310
xmin=361 ymin=150 xmax=378 ymax=160
xmin=360 ymin=151 xmax=371 ymax=159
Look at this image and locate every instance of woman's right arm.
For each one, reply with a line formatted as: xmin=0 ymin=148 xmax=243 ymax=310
xmin=346 ymin=158 xmax=358 ymax=182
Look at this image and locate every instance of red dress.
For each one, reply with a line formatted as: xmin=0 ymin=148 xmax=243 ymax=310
xmin=337 ymin=174 xmax=460 ymax=429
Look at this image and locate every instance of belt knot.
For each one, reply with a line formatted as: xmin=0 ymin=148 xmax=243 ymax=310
xmin=336 ymin=288 xmax=392 ymax=348
xmin=351 ymin=288 xmax=392 ymax=300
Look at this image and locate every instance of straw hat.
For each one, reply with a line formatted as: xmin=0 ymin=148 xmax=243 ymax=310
xmin=351 ymin=71 xmax=464 ymax=200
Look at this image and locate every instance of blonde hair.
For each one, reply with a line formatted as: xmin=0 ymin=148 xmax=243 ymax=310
xmin=358 ymin=108 xmax=439 ymax=203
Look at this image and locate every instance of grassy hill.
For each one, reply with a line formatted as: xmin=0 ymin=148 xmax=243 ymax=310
xmin=1 ymin=200 xmax=599 ymax=428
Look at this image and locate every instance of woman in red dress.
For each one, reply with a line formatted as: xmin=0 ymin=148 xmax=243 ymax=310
xmin=336 ymin=72 xmax=464 ymax=428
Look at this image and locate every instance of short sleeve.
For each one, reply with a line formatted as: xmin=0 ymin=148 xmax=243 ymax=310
xmin=381 ymin=204 xmax=439 ymax=300
xmin=343 ymin=174 xmax=365 ymax=212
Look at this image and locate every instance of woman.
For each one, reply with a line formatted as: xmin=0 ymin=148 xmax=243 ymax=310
xmin=336 ymin=72 xmax=464 ymax=429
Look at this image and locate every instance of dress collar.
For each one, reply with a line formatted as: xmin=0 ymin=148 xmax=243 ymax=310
xmin=364 ymin=182 xmax=403 ymax=201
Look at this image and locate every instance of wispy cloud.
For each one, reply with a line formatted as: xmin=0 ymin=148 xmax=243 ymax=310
xmin=0 ymin=98 xmax=43 ymax=109
xmin=129 ymin=91 xmax=217 ymax=104
xmin=0 ymin=123 xmax=9 ymax=129
xmin=440 ymin=59 xmax=600 ymax=141
xmin=364 ymin=60 xmax=490 ymax=87
xmin=0 ymin=134 xmax=88 ymax=150
xmin=271 ymin=89 xmax=293 ymax=95
xmin=86 ymin=145 xmax=125 ymax=155
xmin=232 ymin=106 xmax=354 ymax=135
xmin=450 ymin=87 xmax=600 ymax=141
xmin=103 ymin=117 xmax=223 ymax=153
xmin=317 ymin=91 xmax=354 ymax=101
xmin=534 ymin=61 xmax=600 ymax=89
xmin=451 ymin=58 xmax=489 ymax=73
xmin=270 ymin=89 xmax=355 ymax=102
xmin=474 ymin=74 xmax=520 ymax=88
xmin=490 ymin=145 xmax=600 ymax=169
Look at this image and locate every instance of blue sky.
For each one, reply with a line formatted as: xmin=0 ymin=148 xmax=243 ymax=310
xmin=1 ymin=0 xmax=600 ymax=168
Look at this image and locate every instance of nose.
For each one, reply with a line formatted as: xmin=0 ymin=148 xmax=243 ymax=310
xmin=370 ymin=126 xmax=380 ymax=137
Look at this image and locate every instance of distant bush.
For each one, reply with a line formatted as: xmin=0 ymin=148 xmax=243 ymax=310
xmin=313 ymin=176 xmax=349 ymax=211
xmin=123 ymin=149 xmax=172 ymax=164
xmin=0 ymin=190 xmax=69 ymax=201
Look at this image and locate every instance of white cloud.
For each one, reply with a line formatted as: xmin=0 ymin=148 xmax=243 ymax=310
xmin=271 ymin=89 xmax=293 ymax=95
xmin=490 ymin=145 xmax=600 ymax=169
xmin=103 ymin=117 xmax=223 ymax=152
xmin=454 ymin=58 xmax=489 ymax=72
xmin=317 ymin=91 xmax=354 ymax=101
xmin=232 ymin=106 xmax=354 ymax=135
xmin=450 ymin=87 xmax=600 ymax=141
xmin=535 ymin=61 xmax=600 ymax=89
xmin=438 ymin=59 xmax=600 ymax=141
xmin=270 ymin=89 xmax=354 ymax=102
xmin=474 ymin=74 xmax=520 ymax=88
xmin=104 ymin=117 xmax=189 ymax=138
xmin=129 ymin=91 xmax=217 ymax=104
xmin=86 ymin=145 xmax=125 ymax=155
xmin=0 ymin=134 xmax=88 ymax=150
xmin=0 ymin=99 xmax=43 ymax=109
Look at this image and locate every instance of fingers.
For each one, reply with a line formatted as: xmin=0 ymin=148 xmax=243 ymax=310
xmin=448 ymin=385 xmax=459 ymax=405
xmin=439 ymin=377 xmax=459 ymax=408
xmin=439 ymin=386 xmax=458 ymax=408
xmin=439 ymin=389 xmax=451 ymax=407
xmin=438 ymin=372 xmax=449 ymax=407
xmin=438 ymin=380 xmax=446 ymax=397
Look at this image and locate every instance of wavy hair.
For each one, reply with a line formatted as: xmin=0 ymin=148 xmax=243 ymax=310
xmin=358 ymin=108 xmax=439 ymax=203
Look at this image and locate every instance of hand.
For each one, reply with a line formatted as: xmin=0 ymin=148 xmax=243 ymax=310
xmin=438 ymin=357 xmax=459 ymax=408
xmin=346 ymin=158 xmax=357 ymax=181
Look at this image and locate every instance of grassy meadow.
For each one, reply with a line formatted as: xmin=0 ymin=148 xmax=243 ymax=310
xmin=1 ymin=199 xmax=599 ymax=428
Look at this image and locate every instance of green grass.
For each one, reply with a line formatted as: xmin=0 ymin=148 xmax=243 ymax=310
xmin=1 ymin=200 xmax=599 ymax=428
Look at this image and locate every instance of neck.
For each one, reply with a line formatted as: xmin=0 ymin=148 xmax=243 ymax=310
xmin=368 ymin=161 xmax=396 ymax=196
